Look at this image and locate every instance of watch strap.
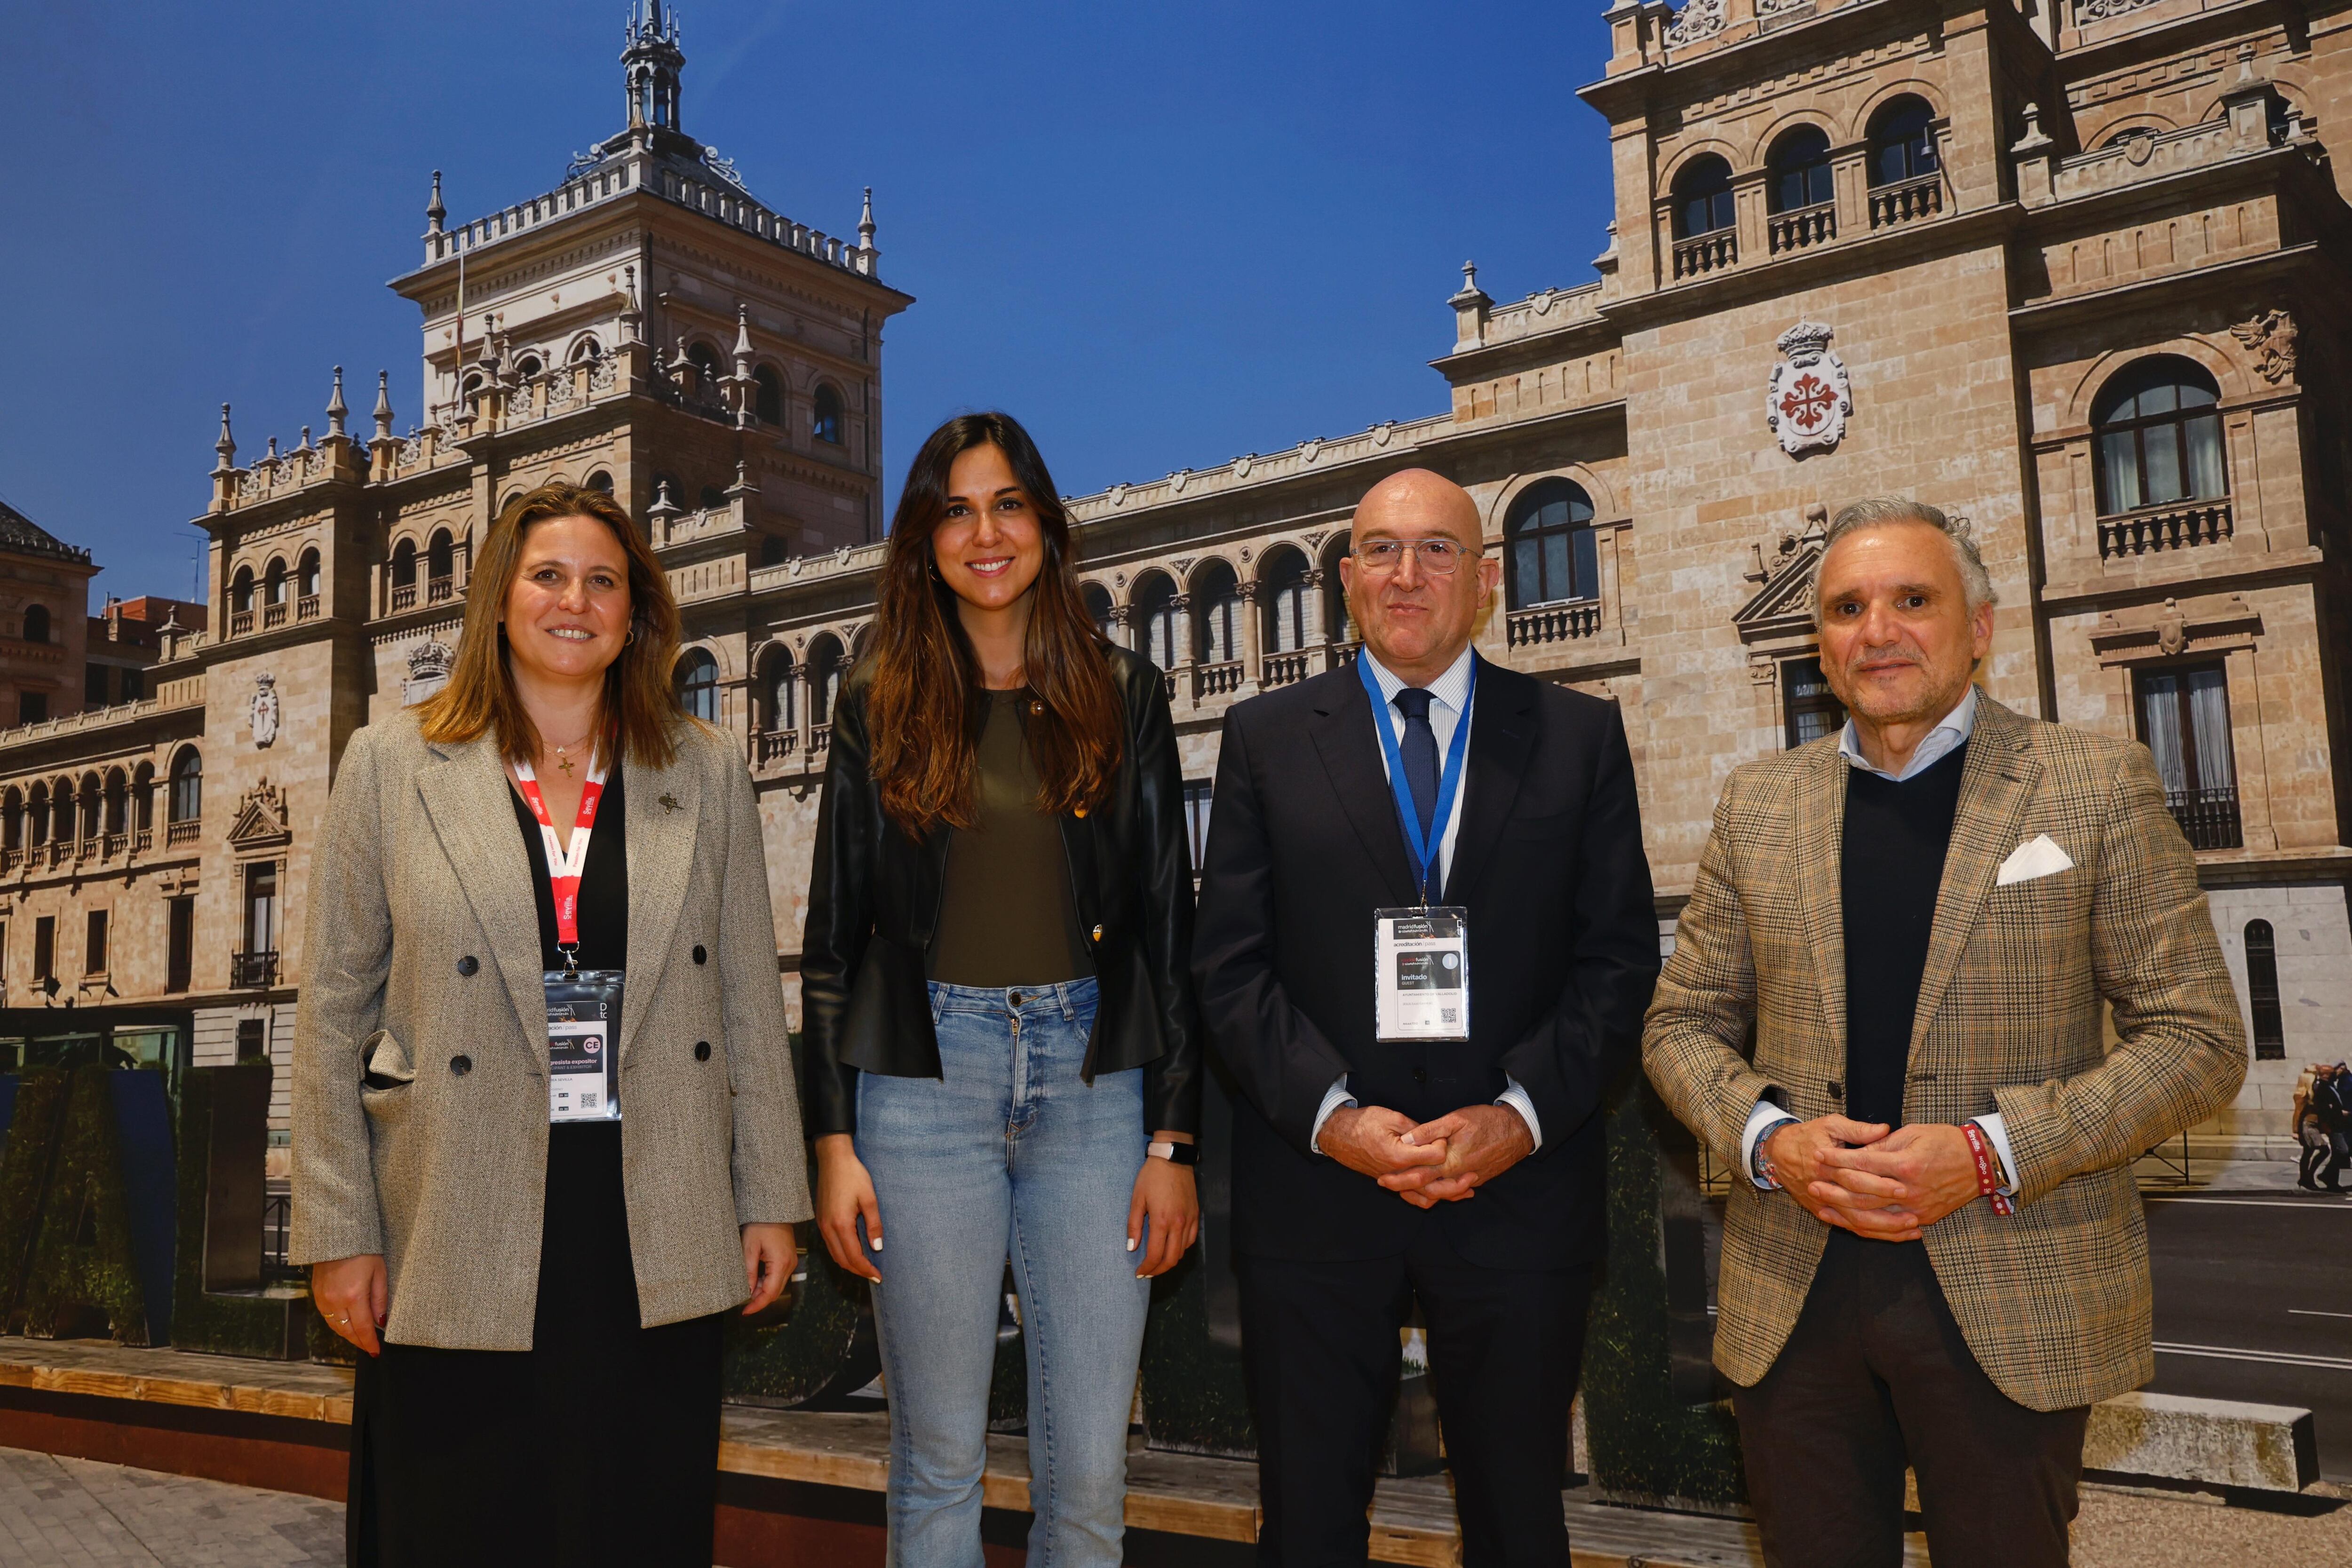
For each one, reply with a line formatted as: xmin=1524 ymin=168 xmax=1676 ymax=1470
xmin=1147 ymin=1140 xmax=1199 ymax=1167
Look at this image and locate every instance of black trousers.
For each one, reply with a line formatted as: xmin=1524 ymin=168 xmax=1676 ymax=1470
xmin=1732 ymin=1233 xmax=2090 ymax=1568
xmin=348 ymin=1123 xmax=725 ymax=1568
xmin=1236 ymin=1224 xmax=1592 ymax=1568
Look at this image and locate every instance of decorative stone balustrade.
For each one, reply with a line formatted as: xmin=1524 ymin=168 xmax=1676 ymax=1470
xmin=1768 ymin=203 xmax=1835 ymax=255
xmin=1475 ymin=283 xmax=1605 ymax=349
xmin=1868 ymin=174 xmax=1944 ymax=230
xmin=1064 ymin=416 xmax=1450 ymax=525
xmin=1261 ymin=652 xmax=1313 ymax=688
xmin=1507 ymin=601 xmax=1603 ymax=649
xmin=1672 ymin=230 xmax=1736 ymax=280
xmin=1193 ymin=662 xmax=1245 ymax=700
xmin=2098 ymin=499 xmax=2233 ymax=559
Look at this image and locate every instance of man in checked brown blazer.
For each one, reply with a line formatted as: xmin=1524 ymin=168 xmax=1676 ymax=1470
xmin=1644 ymin=499 xmax=2245 ymax=1568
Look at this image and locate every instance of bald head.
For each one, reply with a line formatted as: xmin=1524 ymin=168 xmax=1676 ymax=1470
xmin=1342 ymin=468 xmax=1497 ymax=684
xmin=1352 ymin=469 xmax=1482 ymax=549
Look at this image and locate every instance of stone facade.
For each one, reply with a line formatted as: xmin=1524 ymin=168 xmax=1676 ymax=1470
xmin=2 ymin=0 xmax=2346 ymax=1165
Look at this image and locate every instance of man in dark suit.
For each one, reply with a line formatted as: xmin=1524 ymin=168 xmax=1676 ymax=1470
xmin=1193 ymin=468 xmax=1659 ymax=1567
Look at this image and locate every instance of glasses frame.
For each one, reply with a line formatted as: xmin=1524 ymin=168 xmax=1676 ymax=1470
xmin=1350 ymin=538 xmax=1485 ymax=576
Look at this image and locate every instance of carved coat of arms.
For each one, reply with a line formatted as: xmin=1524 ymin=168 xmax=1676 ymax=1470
xmin=249 ymin=671 xmax=282 ymax=749
xmin=1765 ymin=321 xmax=1853 ymax=458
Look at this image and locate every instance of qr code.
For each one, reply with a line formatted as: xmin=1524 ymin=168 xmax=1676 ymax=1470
xmin=580 ymin=1092 xmax=599 ymax=1109
xmin=1440 ymin=1008 xmax=1459 ymax=1025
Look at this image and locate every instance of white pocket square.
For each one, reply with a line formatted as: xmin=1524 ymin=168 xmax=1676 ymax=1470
xmin=1996 ymin=833 xmax=2074 ymax=886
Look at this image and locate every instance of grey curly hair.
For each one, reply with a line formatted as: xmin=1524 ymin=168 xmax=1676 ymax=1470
xmin=1813 ymin=499 xmax=1995 ymax=626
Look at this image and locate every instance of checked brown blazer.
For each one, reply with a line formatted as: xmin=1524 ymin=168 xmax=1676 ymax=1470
xmin=1642 ymin=694 xmax=2246 ymax=1412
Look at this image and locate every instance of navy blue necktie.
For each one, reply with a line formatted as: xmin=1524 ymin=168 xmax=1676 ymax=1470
xmin=1392 ymin=687 xmax=1440 ymax=846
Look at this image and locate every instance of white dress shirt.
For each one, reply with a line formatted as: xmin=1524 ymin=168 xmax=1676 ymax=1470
xmin=1743 ymin=685 xmax=2018 ymax=1200
xmin=1308 ymin=646 xmax=1544 ymax=1155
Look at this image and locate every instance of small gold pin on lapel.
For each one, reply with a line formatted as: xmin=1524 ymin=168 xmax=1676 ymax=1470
xmin=659 ymin=793 xmax=682 ymax=812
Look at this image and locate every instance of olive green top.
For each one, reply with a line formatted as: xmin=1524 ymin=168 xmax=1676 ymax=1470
xmin=929 ymin=689 xmax=1094 ymax=988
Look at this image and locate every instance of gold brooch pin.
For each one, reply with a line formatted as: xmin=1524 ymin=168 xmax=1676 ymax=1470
xmin=659 ymin=793 xmax=681 ymax=812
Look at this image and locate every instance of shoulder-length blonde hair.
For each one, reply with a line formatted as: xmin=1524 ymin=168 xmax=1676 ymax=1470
xmin=418 ymin=482 xmax=683 ymax=770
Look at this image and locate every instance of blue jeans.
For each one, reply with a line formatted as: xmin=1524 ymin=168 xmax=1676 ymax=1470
xmin=857 ymin=978 xmax=1149 ymax=1568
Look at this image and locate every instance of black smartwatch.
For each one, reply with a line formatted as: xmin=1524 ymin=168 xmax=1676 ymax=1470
xmin=1146 ymin=1139 xmax=1200 ymax=1167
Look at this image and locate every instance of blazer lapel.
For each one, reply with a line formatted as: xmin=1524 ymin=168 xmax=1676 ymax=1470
xmin=415 ymin=736 xmax=555 ymax=1071
xmin=619 ymin=745 xmax=700 ymax=1065
xmin=1439 ymin=657 xmax=1534 ymax=906
xmin=1791 ymin=739 xmax=1849 ymax=1070
xmin=1309 ymin=670 xmax=1418 ymax=906
xmin=1907 ymin=696 xmax=2040 ymax=1064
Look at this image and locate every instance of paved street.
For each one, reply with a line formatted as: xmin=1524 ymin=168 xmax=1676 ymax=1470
xmin=0 ymin=1448 xmax=341 ymax=1566
xmin=2143 ymin=1189 xmax=2352 ymax=1480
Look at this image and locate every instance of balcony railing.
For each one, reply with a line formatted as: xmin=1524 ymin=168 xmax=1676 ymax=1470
xmin=102 ymin=832 xmax=126 ymax=859
xmin=230 ymin=609 xmax=255 ymax=636
xmin=809 ymin=723 xmax=833 ymax=757
xmin=133 ymin=826 xmax=152 ymax=853
xmin=1768 ymin=202 xmax=1835 ymax=254
xmin=1672 ymin=230 xmax=1736 ymax=280
xmin=47 ymin=841 xmax=69 ymax=868
xmin=296 ymin=594 xmax=321 ymax=622
xmin=427 ymin=575 xmax=456 ymax=604
xmin=2166 ymin=785 xmax=2243 ymax=851
xmin=1193 ymin=661 xmax=1245 ymax=700
xmin=230 ymin=949 xmax=279 ymax=989
xmin=756 ymin=729 xmax=797 ymax=765
xmin=1506 ymin=601 xmax=1603 ymax=649
xmin=0 ymin=847 xmax=16 ymax=871
xmin=167 ymin=817 xmax=200 ymax=846
xmin=1868 ymin=174 xmax=1943 ymax=230
xmin=262 ymin=601 xmax=289 ymax=629
xmin=390 ymin=583 xmax=419 ymax=612
xmin=2098 ymin=499 xmax=2232 ymax=559
xmin=1262 ymin=651 xmax=1314 ymax=689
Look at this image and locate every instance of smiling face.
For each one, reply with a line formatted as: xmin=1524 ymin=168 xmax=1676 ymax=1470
xmin=931 ymin=443 xmax=1047 ymax=614
xmin=1814 ymin=521 xmax=1993 ymax=731
xmin=501 ymin=513 xmax=633 ymax=693
xmin=1340 ymin=469 xmax=1498 ymax=683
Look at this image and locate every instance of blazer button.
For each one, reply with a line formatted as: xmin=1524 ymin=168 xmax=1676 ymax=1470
xmin=450 ymin=1054 xmax=473 ymax=1076
xmin=692 ymin=945 xmax=708 ymax=965
xmin=457 ymin=955 xmax=479 ymax=976
xmin=694 ymin=1041 xmax=712 ymax=1062
xmin=1825 ymin=1080 xmax=1843 ymax=1099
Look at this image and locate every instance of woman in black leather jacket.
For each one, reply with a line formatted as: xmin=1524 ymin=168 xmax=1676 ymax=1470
xmin=801 ymin=412 xmax=1200 ymax=1567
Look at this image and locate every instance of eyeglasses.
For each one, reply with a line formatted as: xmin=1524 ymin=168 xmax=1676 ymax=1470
xmin=1351 ymin=539 xmax=1482 ymax=575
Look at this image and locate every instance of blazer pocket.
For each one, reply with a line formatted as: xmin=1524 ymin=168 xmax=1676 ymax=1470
xmin=361 ymin=1028 xmax=416 ymax=1093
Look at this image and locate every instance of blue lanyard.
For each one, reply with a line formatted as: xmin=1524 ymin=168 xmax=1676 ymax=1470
xmin=1358 ymin=653 xmax=1476 ymax=905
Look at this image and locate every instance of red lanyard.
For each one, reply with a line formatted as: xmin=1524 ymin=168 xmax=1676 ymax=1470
xmin=513 ymin=758 xmax=609 ymax=952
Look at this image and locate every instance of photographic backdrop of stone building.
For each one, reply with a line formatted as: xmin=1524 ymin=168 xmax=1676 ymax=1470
xmin=2 ymin=0 xmax=2344 ymax=1170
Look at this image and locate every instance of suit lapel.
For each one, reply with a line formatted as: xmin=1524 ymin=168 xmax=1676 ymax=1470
xmin=1791 ymin=739 xmax=1849 ymax=1069
xmin=1309 ymin=669 xmax=1418 ymax=906
xmin=415 ymin=736 xmax=556 ymax=1070
xmin=1440 ymin=657 xmax=1534 ymax=906
xmin=1908 ymin=696 xmax=2039 ymax=1064
xmin=619 ymin=744 xmax=699 ymax=1065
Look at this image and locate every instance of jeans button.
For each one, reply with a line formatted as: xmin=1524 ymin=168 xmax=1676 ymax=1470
xmin=1008 ymin=991 xmax=1023 ymax=1008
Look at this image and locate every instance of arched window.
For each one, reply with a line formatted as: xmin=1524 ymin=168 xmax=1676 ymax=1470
xmin=297 ymin=549 xmax=321 ymax=599
xmin=78 ymin=776 xmax=100 ymax=840
xmin=168 ymin=748 xmax=201 ymax=824
xmin=686 ymin=341 xmax=722 ymax=394
xmin=674 ymin=648 xmax=720 ymax=722
xmin=228 ymin=570 xmax=254 ymax=615
xmin=26 ymin=785 xmax=47 ymax=847
xmin=1321 ymin=537 xmax=1357 ymax=645
xmin=1672 ymin=155 xmax=1736 ymax=238
xmin=754 ymin=366 xmax=783 ymax=425
xmin=1131 ymin=575 xmax=1180 ymax=671
xmin=49 ymin=780 xmax=72 ymax=842
xmin=427 ymin=529 xmax=454 ymax=583
xmin=2093 ymin=357 xmax=2225 ymax=515
xmin=812 ymin=385 xmax=844 ymax=445
xmin=585 ymin=470 xmax=614 ymax=493
xmin=806 ymin=635 xmax=845 ymax=725
xmin=699 ymin=484 xmax=727 ymax=512
xmin=1261 ymin=549 xmax=1311 ymax=654
xmin=2 ymin=789 xmax=20 ymax=851
xmin=1081 ymin=582 xmax=1116 ymax=642
xmin=132 ymin=762 xmax=154 ymax=833
xmin=21 ymin=604 xmax=48 ymax=644
xmin=265 ymin=558 xmax=290 ymax=605
xmin=1193 ymin=562 xmax=1242 ymax=665
xmin=1506 ymin=480 xmax=1600 ymax=609
xmin=1768 ymin=126 xmax=1834 ymax=212
xmin=569 ymin=336 xmax=603 ymax=364
xmin=763 ymin=649 xmax=797 ymax=733
xmin=514 ymin=354 xmax=543 ymax=380
xmin=389 ymin=540 xmax=418 ymax=589
xmin=2243 ymin=919 xmax=2286 ymax=1060
xmin=103 ymin=770 xmax=127 ymax=836
xmin=1868 ymin=97 xmax=1939 ymax=186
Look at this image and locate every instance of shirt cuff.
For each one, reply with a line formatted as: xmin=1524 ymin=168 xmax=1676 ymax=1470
xmin=1743 ymin=1100 xmax=1801 ymax=1190
xmin=1971 ymin=1113 xmax=2020 ymax=1198
xmin=1309 ymin=1078 xmax=1357 ymax=1156
xmin=1496 ymin=1077 xmax=1542 ymax=1150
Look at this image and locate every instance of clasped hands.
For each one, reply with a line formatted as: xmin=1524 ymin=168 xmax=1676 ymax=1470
xmin=1762 ymin=1115 xmax=1988 ymax=1242
xmin=1323 ymin=1102 xmax=1533 ymax=1208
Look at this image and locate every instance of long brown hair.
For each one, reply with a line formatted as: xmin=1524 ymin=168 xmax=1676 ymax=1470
xmin=867 ymin=413 xmax=1122 ymax=834
xmin=418 ymin=481 xmax=684 ymax=770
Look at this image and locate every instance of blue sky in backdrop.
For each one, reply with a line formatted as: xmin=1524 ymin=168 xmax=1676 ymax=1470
xmin=4 ymin=1 xmax=1619 ymax=601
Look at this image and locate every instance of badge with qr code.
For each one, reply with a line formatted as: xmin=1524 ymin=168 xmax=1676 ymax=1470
xmin=544 ymin=969 xmax=623 ymax=1123
xmin=1373 ymin=907 xmax=1470 ymax=1042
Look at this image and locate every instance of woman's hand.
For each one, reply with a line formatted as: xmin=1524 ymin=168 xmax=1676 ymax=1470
xmin=741 ymin=1223 xmax=799 ymax=1315
xmin=312 ymin=1254 xmax=389 ymax=1356
xmin=1128 ymin=1133 xmax=1200 ymax=1279
xmin=814 ymin=1133 xmax=883 ymax=1283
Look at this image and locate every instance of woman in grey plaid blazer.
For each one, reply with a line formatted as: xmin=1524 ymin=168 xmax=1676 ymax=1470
xmin=291 ymin=483 xmax=808 ymax=1568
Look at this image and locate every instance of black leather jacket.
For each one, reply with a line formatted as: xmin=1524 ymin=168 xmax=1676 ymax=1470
xmin=801 ymin=644 xmax=1201 ymax=1138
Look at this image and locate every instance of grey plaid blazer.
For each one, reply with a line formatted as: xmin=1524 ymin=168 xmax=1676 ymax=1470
xmin=291 ymin=712 xmax=810 ymax=1351
xmin=1642 ymin=695 xmax=2245 ymax=1412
